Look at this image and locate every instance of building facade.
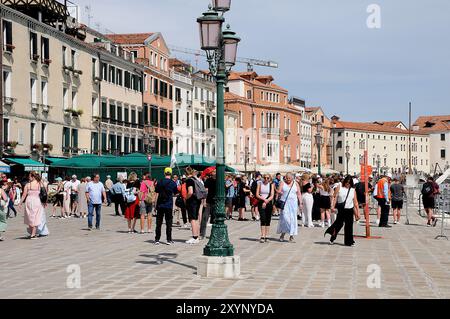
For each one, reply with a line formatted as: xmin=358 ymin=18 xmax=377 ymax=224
xmin=191 ymin=70 xmax=217 ymax=158
xmin=307 ymin=107 xmax=332 ymax=173
xmin=413 ymin=115 xmax=450 ymax=174
xmin=332 ymin=120 xmax=430 ymax=175
xmin=106 ymin=32 xmax=174 ymax=156
xmin=290 ymin=97 xmax=311 ymax=169
xmin=225 ymin=71 xmax=302 ymax=173
xmin=1 ymin=2 xmax=144 ymax=163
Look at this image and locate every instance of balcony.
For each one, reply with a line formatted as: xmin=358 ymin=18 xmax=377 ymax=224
xmin=176 ymin=98 xmax=183 ymax=106
xmin=186 ymin=99 xmax=193 ymax=107
xmin=206 ymin=101 xmax=216 ymax=110
xmin=261 ymin=127 xmax=281 ymax=136
xmin=41 ymin=104 xmax=51 ymax=113
xmin=3 ymin=97 xmax=17 ymax=106
xmin=30 ymin=102 xmax=40 ymax=110
xmin=284 ymin=129 xmax=291 ymax=137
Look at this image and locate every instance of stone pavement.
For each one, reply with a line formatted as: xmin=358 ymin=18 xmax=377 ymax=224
xmin=1 ymin=206 xmax=449 ymax=299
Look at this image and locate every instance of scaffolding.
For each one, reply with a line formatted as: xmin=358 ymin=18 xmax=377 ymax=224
xmin=1 ymin=0 xmax=70 ymax=25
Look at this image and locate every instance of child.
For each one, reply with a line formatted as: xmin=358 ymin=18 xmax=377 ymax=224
xmin=302 ymin=183 xmax=314 ymax=228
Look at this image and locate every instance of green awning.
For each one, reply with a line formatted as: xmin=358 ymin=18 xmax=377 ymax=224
xmin=6 ymin=158 xmax=47 ymax=172
xmin=46 ymin=157 xmax=66 ymax=164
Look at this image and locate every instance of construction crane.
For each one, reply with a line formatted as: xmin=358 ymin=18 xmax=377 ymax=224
xmin=169 ymin=45 xmax=278 ymax=72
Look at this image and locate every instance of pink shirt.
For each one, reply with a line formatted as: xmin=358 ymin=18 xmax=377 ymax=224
xmin=140 ymin=180 xmax=154 ymax=197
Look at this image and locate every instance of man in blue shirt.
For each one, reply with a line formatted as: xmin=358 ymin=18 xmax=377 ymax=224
xmin=155 ymin=168 xmax=178 ymax=245
xmin=86 ymin=174 xmax=107 ymax=231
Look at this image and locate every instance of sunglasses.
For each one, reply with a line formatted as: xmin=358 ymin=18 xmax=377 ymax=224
xmin=264 ymin=177 xmax=270 ymax=179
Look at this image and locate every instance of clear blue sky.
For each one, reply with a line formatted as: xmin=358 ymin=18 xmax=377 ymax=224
xmin=72 ymin=0 xmax=450 ymax=124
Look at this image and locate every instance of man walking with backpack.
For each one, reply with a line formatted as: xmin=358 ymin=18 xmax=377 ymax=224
xmin=185 ymin=167 xmax=207 ymax=245
xmin=422 ymin=177 xmax=440 ymax=227
xmin=154 ymin=168 xmax=178 ymax=245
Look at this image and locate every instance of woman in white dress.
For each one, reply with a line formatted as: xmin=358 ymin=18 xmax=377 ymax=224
xmin=302 ymin=183 xmax=314 ymax=228
xmin=77 ymin=178 xmax=89 ymax=219
xmin=277 ymin=173 xmax=303 ymax=242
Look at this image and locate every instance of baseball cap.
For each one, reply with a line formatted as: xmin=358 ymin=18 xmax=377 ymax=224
xmin=164 ymin=167 xmax=173 ymax=175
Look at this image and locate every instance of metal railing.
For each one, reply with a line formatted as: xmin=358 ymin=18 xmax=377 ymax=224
xmin=261 ymin=127 xmax=280 ymax=136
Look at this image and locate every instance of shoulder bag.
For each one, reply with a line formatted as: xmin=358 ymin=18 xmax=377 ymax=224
xmin=275 ymin=182 xmax=295 ymax=211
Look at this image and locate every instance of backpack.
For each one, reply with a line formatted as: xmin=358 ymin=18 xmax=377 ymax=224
xmin=422 ymin=183 xmax=433 ymax=197
xmin=143 ymin=181 xmax=156 ymax=205
xmin=190 ymin=177 xmax=207 ymax=200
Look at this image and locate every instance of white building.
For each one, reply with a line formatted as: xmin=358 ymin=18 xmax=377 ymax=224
xmin=413 ymin=115 xmax=450 ymax=174
xmin=191 ymin=70 xmax=216 ymax=158
xmin=170 ymin=59 xmax=193 ymax=154
xmin=332 ymin=120 xmax=431 ymax=176
xmin=290 ymin=97 xmax=311 ymax=169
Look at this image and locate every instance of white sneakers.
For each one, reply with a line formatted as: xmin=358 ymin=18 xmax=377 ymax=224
xmin=183 ymin=224 xmax=190 ymax=229
xmin=186 ymin=238 xmax=200 ymax=245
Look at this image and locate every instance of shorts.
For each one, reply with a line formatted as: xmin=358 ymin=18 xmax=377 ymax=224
xmin=423 ymin=197 xmax=435 ymax=209
xmin=225 ymin=198 xmax=233 ymax=207
xmin=70 ymin=193 xmax=78 ymax=203
xmin=187 ymin=200 xmax=201 ymax=221
xmin=319 ymin=196 xmax=331 ymax=209
xmin=139 ymin=201 xmax=153 ymax=215
xmin=391 ymin=200 xmax=403 ymax=210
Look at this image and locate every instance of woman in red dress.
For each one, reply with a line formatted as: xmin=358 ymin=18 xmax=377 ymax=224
xmin=125 ymin=172 xmax=141 ymax=234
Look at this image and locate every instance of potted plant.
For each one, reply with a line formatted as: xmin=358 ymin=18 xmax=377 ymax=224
xmin=43 ymin=143 xmax=53 ymax=152
xmin=5 ymin=141 xmax=18 ymax=150
xmin=73 ymin=69 xmax=83 ymax=77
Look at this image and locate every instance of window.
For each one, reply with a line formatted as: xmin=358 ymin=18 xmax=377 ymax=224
xmin=339 ymin=157 xmax=343 ymax=164
xmin=109 ymin=66 xmax=116 ymax=84
xmin=2 ymin=20 xmax=13 ymax=52
xmin=176 ymin=109 xmax=180 ymax=125
xmin=91 ymin=132 xmax=99 ymax=153
xmin=3 ymin=119 xmax=9 ymax=143
xmin=62 ymin=46 xmax=68 ymax=67
xmin=150 ymin=106 xmax=159 ymax=126
xmin=117 ymin=105 xmax=123 ymax=122
xmin=72 ymin=90 xmax=77 ymax=110
xmin=131 ymin=110 xmax=137 ymax=124
xmin=30 ymin=32 xmax=38 ymax=60
xmin=3 ymin=71 xmax=11 ymax=98
xmin=442 ymin=149 xmax=446 ymax=159
xmin=101 ymin=63 xmax=108 ymax=80
xmin=71 ymin=49 xmax=76 ymax=68
xmin=92 ymin=97 xmax=99 ymax=117
xmin=117 ymin=69 xmax=123 ymax=86
xmin=41 ymin=80 xmax=48 ymax=106
xmin=92 ymin=58 xmax=98 ymax=79
xmin=187 ymin=111 xmax=190 ymax=127
xmin=30 ymin=123 xmax=36 ymax=146
xmin=201 ymin=114 xmax=205 ymax=132
xmin=109 ymin=103 xmax=116 ymax=121
xmin=169 ymin=112 xmax=173 ymax=130
xmin=41 ymin=37 xmax=49 ymax=63
xmin=41 ymin=123 xmax=47 ymax=143
xmin=124 ymin=108 xmax=129 ymax=123
xmin=30 ymin=78 xmax=37 ymax=104
xmin=72 ymin=129 xmax=78 ymax=150
xmin=175 ymin=88 xmax=182 ymax=102
xmin=247 ymin=90 xmax=252 ymax=100
xmin=441 ymin=134 xmax=446 ymax=141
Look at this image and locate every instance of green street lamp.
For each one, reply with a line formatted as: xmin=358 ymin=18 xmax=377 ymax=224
xmin=315 ymin=121 xmax=323 ymax=176
xmin=197 ymin=2 xmax=240 ymax=257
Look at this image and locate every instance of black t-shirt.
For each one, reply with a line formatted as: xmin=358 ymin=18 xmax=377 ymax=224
xmin=186 ymin=178 xmax=201 ymax=208
xmin=127 ymin=180 xmax=141 ymax=191
xmin=204 ymin=178 xmax=216 ymax=205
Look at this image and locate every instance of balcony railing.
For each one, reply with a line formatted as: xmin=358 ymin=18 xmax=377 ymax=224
xmin=261 ymin=127 xmax=281 ymax=136
xmin=30 ymin=102 xmax=40 ymax=110
xmin=186 ymin=99 xmax=193 ymax=107
xmin=284 ymin=129 xmax=291 ymax=137
xmin=206 ymin=101 xmax=216 ymax=110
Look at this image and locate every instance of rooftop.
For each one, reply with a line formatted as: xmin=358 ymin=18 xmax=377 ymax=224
xmin=413 ymin=115 xmax=450 ymax=133
xmin=334 ymin=121 xmax=427 ymax=135
xmin=228 ymin=71 xmax=288 ymax=93
xmin=105 ymin=33 xmax=155 ymax=45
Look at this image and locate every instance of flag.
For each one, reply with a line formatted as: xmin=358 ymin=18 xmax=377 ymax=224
xmin=170 ymin=153 xmax=177 ymax=169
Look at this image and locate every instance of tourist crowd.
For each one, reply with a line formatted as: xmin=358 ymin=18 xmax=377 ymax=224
xmin=0 ymin=168 xmax=442 ymax=245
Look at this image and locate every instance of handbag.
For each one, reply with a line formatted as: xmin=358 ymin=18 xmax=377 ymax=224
xmin=39 ymin=184 xmax=48 ymax=204
xmin=336 ymin=188 xmax=351 ymax=211
xmin=175 ymin=194 xmax=184 ymax=208
xmin=275 ymin=182 xmax=295 ymax=210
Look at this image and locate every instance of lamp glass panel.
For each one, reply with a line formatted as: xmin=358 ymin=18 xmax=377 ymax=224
xmin=224 ymin=41 xmax=238 ymax=65
xmin=199 ymin=21 xmax=222 ymax=50
xmin=213 ymin=0 xmax=231 ymax=11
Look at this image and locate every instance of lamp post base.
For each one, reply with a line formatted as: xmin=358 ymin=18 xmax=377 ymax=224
xmin=197 ymin=256 xmax=240 ymax=279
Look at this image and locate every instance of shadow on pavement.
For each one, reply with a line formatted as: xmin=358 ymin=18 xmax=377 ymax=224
xmin=314 ymin=241 xmax=347 ymax=247
xmin=136 ymin=253 xmax=197 ymax=272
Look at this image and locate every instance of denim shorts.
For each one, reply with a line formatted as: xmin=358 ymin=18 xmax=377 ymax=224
xmin=139 ymin=201 xmax=153 ymax=215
